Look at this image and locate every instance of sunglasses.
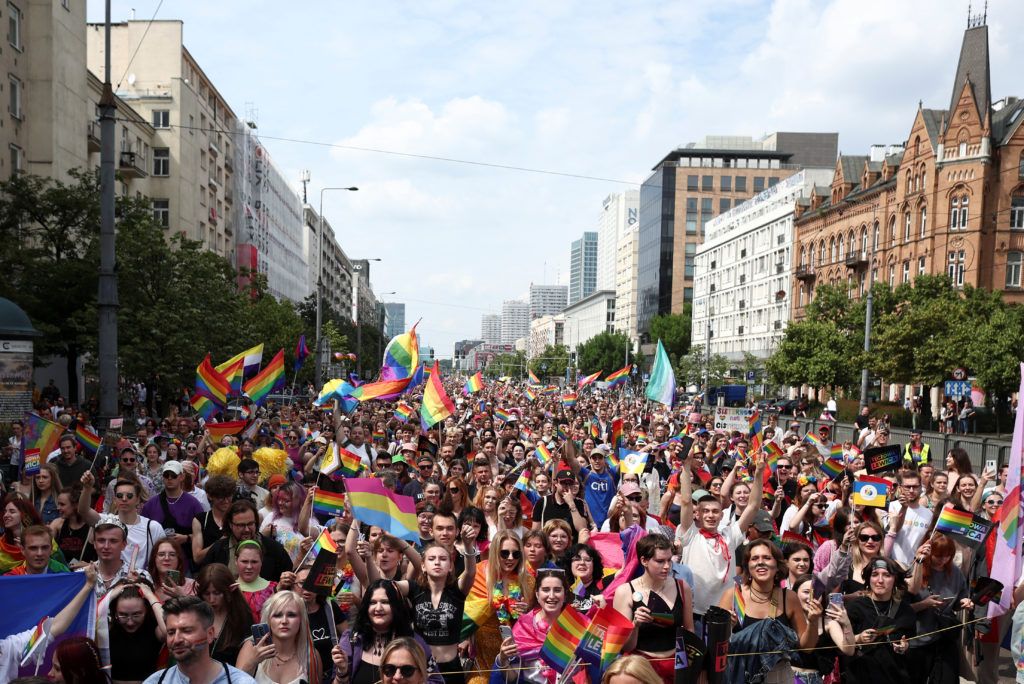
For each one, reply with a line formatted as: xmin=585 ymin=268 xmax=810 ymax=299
xmin=777 ymin=464 xmax=792 ymax=469
xmin=381 ymin=664 xmax=418 ymax=679
xmin=499 ymin=549 xmax=522 ymax=560
xmin=448 ymin=487 xmax=460 ymax=493
xmin=985 ymin=499 xmax=1003 ymax=505
xmin=163 ymin=472 xmax=180 ymax=479
xmin=859 ymin=534 xmax=883 ymax=542
xmin=114 ymin=492 xmax=135 ymax=500
xmin=121 ymin=457 xmax=137 ymax=463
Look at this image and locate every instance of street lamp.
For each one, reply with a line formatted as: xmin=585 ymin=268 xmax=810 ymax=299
xmin=315 ymin=186 xmax=359 ymax=387
xmin=352 ymin=258 xmax=382 ymax=379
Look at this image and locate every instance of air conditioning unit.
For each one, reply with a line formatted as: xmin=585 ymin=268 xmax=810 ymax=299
xmin=739 ymin=300 xmax=745 ymax=309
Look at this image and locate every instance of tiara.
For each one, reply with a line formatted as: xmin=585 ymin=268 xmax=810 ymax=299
xmin=95 ymin=513 xmax=128 ymax=535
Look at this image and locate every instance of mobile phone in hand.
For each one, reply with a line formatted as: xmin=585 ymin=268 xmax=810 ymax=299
xmin=499 ymin=625 xmax=513 ymax=641
xmin=251 ymin=623 xmax=270 ymax=642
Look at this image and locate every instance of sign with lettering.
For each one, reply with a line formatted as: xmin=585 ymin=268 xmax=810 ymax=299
xmin=864 ymin=444 xmax=902 ymax=475
xmin=712 ymin=407 xmax=758 ymax=433
xmin=0 ymin=339 xmax=33 ymax=421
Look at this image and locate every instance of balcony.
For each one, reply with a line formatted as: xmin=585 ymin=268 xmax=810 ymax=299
xmin=845 ymin=252 xmax=869 ymax=269
xmin=87 ymin=122 xmax=101 ymax=153
xmin=795 ymin=265 xmax=815 ymax=281
xmin=118 ymin=150 xmax=147 ymax=178
xmin=225 ymin=187 xmax=234 ymax=204
xmin=209 ymin=139 xmax=220 ymax=157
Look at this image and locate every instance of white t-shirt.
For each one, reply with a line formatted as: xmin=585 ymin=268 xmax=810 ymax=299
xmin=124 ymin=515 xmax=167 ymax=567
xmin=0 ymin=627 xmax=32 ymax=683
xmin=887 ymin=501 xmax=933 ymax=568
xmin=677 ymin=519 xmax=746 ymax=615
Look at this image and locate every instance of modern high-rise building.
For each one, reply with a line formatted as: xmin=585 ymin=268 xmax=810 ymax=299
xmin=453 ymin=339 xmax=484 ymax=371
xmin=480 ymin=314 xmax=502 ymax=346
xmin=500 ymin=300 xmax=530 ymax=346
xmin=597 ymin=191 xmax=640 ymax=291
xmin=529 ymin=284 xmax=568 ymax=319
xmin=383 ymin=303 xmax=406 ymax=339
xmin=569 ymin=231 xmax=598 ymax=305
xmin=636 ymin=131 xmax=838 ymax=340
xmin=614 ymin=217 xmax=641 ymax=343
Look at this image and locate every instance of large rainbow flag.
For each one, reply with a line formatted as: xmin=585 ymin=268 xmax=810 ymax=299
xmin=205 ymin=420 xmax=247 ymax=444
xmin=380 ymin=323 xmax=419 ymax=381
xmin=990 ymin=362 xmax=1024 ymax=619
xmin=421 ymin=362 xmax=455 ymax=430
xmin=73 ymin=423 xmax=101 ymax=455
xmin=196 ymin=354 xmax=231 ymax=407
xmin=577 ymin=371 xmax=601 ymax=389
xmin=540 ymin=604 xmax=590 ymax=672
xmin=243 ymin=348 xmax=285 ymax=405
xmin=348 ymin=377 xmax=412 ymax=402
xmin=605 ymin=365 xmax=631 ymax=387
xmin=345 ymin=477 xmax=418 ymax=541
xmin=216 ymin=344 xmax=263 ymax=394
xmin=23 ymin=413 xmax=64 ymax=460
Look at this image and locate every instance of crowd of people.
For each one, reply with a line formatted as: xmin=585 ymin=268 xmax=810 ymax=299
xmin=1 ymin=379 xmax=1022 ymax=684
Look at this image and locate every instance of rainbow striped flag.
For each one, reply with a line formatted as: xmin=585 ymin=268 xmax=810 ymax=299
xmin=74 ymin=423 xmax=101 ymax=455
xmin=19 ymin=616 xmax=48 ymax=667
xmin=311 ymin=528 xmax=339 ymax=556
xmin=635 ymin=428 xmax=648 ymax=441
xmin=345 ymin=477 xmax=419 ymax=542
xmin=421 ymin=362 xmax=455 ymax=429
xmin=830 ymin=443 xmax=844 ymax=460
xmin=803 ymin=432 xmax=829 ymax=457
xmin=606 ymin=447 xmax=620 ymax=470
xmin=217 ymin=357 xmax=246 ymax=396
xmin=312 ymin=488 xmax=347 ymax=518
xmin=294 ymin=334 xmax=309 ymax=373
xmin=23 ymin=413 xmax=64 ymax=460
xmin=322 ymin=443 xmax=362 ymax=478
xmin=820 ymin=457 xmax=845 ymax=479
xmin=206 ymin=420 xmax=247 ymax=444
xmin=593 ymin=605 xmax=633 ymax=671
xmin=348 ymin=377 xmax=413 ymax=402
xmin=605 ymin=365 xmax=631 ymax=387
xmin=528 ymin=368 xmax=541 ymax=384
xmin=394 ymin=401 xmax=415 ymax=423
xmin=747 ymin=410 xmax=762 ymax=437
xmin=589 ymin=420 xmax=600 ymax=439
xmin=372 ymin=429 xmax=386 ymax=442
xmin=748 ymin=432 xmax=763 ymax=454
xmin=380 ymin=323 xmax=420 ymax=381
xmin=493 ymin=407 xmax=513 ymax=423
xmin=463 ymin=372 xmax=484 ymax=395
xmin=610 ymin=418 xmax=623 ymax=449
xmin=217 ymin=343 xmax=264 ymax=378
xmin=578 ymin=371 xmax=601 ymax=389
xmin=196 ymin=353 xmax=231 ymax=406
xmin=556 ymin=425 xmax=568 ymax=440
xmin=540 ymin=604 xmax=590 ymax=672
xmin=243 ymin=349 xmax=285 ymax=405
xmin=534 ymin=443 xmax=554 ymax=466
xmin=542 ymin=384 xmax=559 ymax=396
xmin=561 ymin=392 xmax=577 ymax=408
xmin=524 ymin=386 xmax=537 ymax=402
xmin=190 ymin=393 xmax=218 ymax=419
xmin=733 ymin=585 xmax=747 ymax=625
xmin=763 ymin=441 xmax=784 ymax=470
xmin=935 ymin=504 xmax=976 ymax=535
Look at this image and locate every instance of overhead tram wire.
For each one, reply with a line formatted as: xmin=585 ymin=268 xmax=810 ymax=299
xmin=114 ymin=0 xmax=165 ymax=90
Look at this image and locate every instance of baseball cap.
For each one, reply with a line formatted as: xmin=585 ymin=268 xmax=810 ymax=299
xmin=752 ymin=510 xmax=774 ymax=533
xmin=691 ymin=488 xmax=714 ymax=503
xmin=556 ymin=466 xmax=574 ymax=481
xmin=162 ymin=460 xmax=183 ymax=476
xmin=619 ymin=482 xmax=641 ymax=497
xmin=392 ymin=453 xmax=409 ymax=466
xmin=589 ymin=448 xmax=605 ymax=460
xmin=417 ymin=456 xmax=434 ymax=468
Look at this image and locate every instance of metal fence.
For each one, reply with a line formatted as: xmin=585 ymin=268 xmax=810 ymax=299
xmin=790 ymin=418 xmax=1012 ymax=472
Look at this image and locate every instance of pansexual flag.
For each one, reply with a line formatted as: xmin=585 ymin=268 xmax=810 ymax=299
xmin=421 ymin=362 xmax=455 ymax=429
xmin=540 ymin=604 xmax=590 ymax=672
xmin=605 ymin=365 xmax=630 ymax=387
xmin=312 ymin=488 xmax=347 ymax=518
xmin=578 ymin=371 xmax=601 ymax=389
xmin=73 ymin=423 xmax=101 ymax=455
xmin=243 ymin=349 xmax=285 ymax=406
xmin=513 ymin=468 xmax=532 ymax=493
xmin=345 ymin=477 xmax=419 ymax=542
xmin=463 ymin=372 xmax=484 ymax=395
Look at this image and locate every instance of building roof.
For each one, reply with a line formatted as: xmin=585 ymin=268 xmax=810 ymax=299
xmin=652 ymin=148 xmax=792 ymax=171
xmin=993 ymin=98 xmax=1024 ymax=146
xmin=838 ymin=155 xmax=868 ymax=184
xmin=947 ymin=24 xmax=991 ymax=129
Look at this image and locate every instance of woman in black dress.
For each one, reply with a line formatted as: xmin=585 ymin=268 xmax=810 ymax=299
xmin=843 ymin=557 xmax=916 ymax=684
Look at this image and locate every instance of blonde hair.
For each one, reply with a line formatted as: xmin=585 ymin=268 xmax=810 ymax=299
xmin=380 ymin=636 xmax=428 ymax=682
xmin=259 ymin=591 xmax=320 ymax=682
xmin=486 ymin=530 xmax=534 ymax=601
xmin=600 ymin=655 xmax=663 ymax=684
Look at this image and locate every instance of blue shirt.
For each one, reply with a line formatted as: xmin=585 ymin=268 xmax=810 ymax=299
xmin=581 ymin=467 xmax=617 ymax=528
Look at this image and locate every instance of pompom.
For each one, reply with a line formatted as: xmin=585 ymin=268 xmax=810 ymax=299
xmin=252 ymin=447 xmax=288 ymax=482
xmin=206 ymin=447 xmax=240 ymax=479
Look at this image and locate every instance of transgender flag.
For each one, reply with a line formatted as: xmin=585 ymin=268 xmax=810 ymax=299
xmin=988 ymin=362 xmax=1023 ymax=619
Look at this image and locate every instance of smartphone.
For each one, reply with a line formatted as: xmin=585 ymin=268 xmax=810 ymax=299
xmin=499 ymin=625 xmax=513 ymax=641
xmin=251 ymin=623 xmax=271 ymax=642
xmin=164 ymin=569 xmax=182 ymax=586
xmin=828 ymin=593 xmax=843 ymax=609
xmin=985 ymin=459 xmax=997 ymax=473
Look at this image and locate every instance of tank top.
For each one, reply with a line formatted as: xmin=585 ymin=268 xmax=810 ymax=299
xmin=732 ymin=587 xmax=794 ymax=633
xmin=628 ymin=579 xmax=685 ymax=652
xmin=409 ymin=581 xmax=465 ymax=646
xmin=57 ymin=519 xmax=91 ymax=563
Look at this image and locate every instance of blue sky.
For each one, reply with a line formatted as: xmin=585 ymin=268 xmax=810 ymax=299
xmin=87 ymin=0 xmax=1024 ymax=357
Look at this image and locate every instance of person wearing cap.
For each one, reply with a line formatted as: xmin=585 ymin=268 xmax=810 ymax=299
xmin=402 ymin=455 xmax=436 ymax=501
xmin=902 ymin=428 xmax=931 ymax=465
xmin=564 ymin=446 xmax=617 ymax=529
xmin=104 ymin=446 xmax=156 ymax=511
xmin=531 ymin=465 xmax=590 ymax=541
xmin=676 ymin=450 xmax=766 ymax=630
xmin=391 ymin=449 xmax=415 ymax=494
xmin=140 ymin=461 xmax=205 ymax=568
xmin=600 ymin=482 xmax=661 ymax=532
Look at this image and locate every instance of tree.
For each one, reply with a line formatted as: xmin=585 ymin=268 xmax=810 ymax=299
xmin=576 ymin=332 xmax=631 ymax=377
xmin=529 ymin=344 xmax=570 ymax=381
xmin=484 ymin=351 xmax=527 ymax=379
xmin=675 ymin=350 xmax=704 ymax=389
xmin=766 ymin=319 xmax=858 ymax=389
xmin=649 ymin=308 xmax=691 ymax=362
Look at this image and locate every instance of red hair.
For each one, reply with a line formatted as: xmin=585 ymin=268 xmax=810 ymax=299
xmin=148 ymin=536 xmax=187 ymax=581
xmin=2 ymin=493 xmax=42 ymax=544
xmin=923 ymin=533 xmax=957 ymax=584
xmin=54 ymin=636 xmax=106 ymax=683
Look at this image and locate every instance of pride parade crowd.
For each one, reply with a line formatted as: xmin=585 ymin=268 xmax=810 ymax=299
xmin=1 ymin=351 xmax=1023 ymax=684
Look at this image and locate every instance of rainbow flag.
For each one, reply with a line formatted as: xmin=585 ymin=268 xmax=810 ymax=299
xmin=494 ymin=407 xmax=513 ymax=423
xmin=610 ymin=418 xmax=623 ymax=449
xmin=217 ymin=343 xmax=264 ymax=378
xmin=520 ymin=427 xmax=535 ymax=441
xmin=578 ymin=371 xmax=601 ymax=389
xmin=463 ymin=372 xmax=484 ymax=395
xmin=635 ymin=428 xmax=648 ymax=441
xmin=206 ymin=420 xmax=247 ymax=444
xmin=312 ymin=488 xmax=347 ymax=518
xmin=764 ymin=441 xmax=784 ymax=469
xmin=243 ymin=348 xmax=285 ymax=405
xmin=561 ymin=392 xmax=577 ymax=408
xmin=345 ymin=477 xmax=419 ymax=542
xmin=747 ymin=410 xmax=762 ymax=437
xmin=73 ymin=423 xmax=101 ymax=455
xmin=338 ymin=445 xmax=363 ymax=477
xmin=540 ymin=604 xmax=590 ymax=672
xmin=803 ymin=432 xmax=829 ymax=457
xmin=372 ymin=429 xmax=386 ymax=442
xmin=589 ymin=420 xmax=600 ymax=439
xmin=606 ymin=448 xmax=620 ymax=470
xmin=593 ymin=605 xmax=634 ymax=671
xmin=534 ymin=443 xmax=553 ymax=466
xmin=348 ymin=377 xmax=413 ymax=402
xmin=23 ymin=413 xmax=64 ymax=460
xmin=542 ymin=385 xmax=559 ymax=396
xmin=528 ymin=368 xmax=541 ymax=384
xmin=605 ymin=365 xmax=630 ymax=387
xmin=421 ymin=362 xmax=455 ymax=429
xmin=311 ymin=528 xmax=339 ymax=556
xmin=935 ymin=504 xmax=976 ymax=535
xmin=989 ymin=363 xmax=1024 ymax=620
xmin=214 ymin=357 xmax=243 ymax=396
xmin=294 ymin=334 xmax=309 ymax=373
xmin=394 ymin=401 xmax=415 ymax=423
xmin=190 ymin=393 xmax=217 ymax=419
xmin=556 ymin=425 xmax=568 ymax=440
xmin=820 ymin=457 xmax=845 ymax=479
xmin=830 ymin=443 xmax=844 ymax=460
xmin=524 ymin=386 xmax=537 ymax=402
xmin=748 ymin=432 xmax=763 ymax=454
xmin=733 ymin=584 xmax=747 ymax=625
xmin=19 ymin=616 xmax=48 ymax=667
xmin=380 ymin=323 xmax=420 ymax=381
xmin=196 ymin=353 xmax=231 ymax=406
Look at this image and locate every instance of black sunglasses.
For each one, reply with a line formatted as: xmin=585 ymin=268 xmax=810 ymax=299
xmin=859 ymin=534 xmax=882 ymax=542
xmin=382 ymin=664 xmax=418 ymax=679
xmin=499 ymin=549 xmax=522 ymax=560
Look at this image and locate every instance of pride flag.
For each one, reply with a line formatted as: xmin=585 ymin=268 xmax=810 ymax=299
xmin=312 ymin=489 xmax=347 ymax=518
xmin=380 ymin=323 xmax=420 ymax=381
xmin=935 ymin=504 xmax=976 ymax=535
xmin=528 ymin=368 xmax=541 ymax=384
xmin=990 ymin=362 xmax=1024 ymax=619
xmin=610 ymin=418 xmax=623 ymax=449
xmin=523 ymin=386 xmax=537 ymax=402
xmin=829 ymin=443 xmax=844 ymax=460
xmin=23 ymin=413 xmax=64 ymax=460
xmin=190 ymin=393 xmax=218 ymax=420
xmin=463 ymin=372 xmax=484 ymax=395
xmin=493 ymin=407 xmax=513 ymax=423
xmin=618 ymin=448 xmax=648 ymax=475
xmin=294 ymin=334 xmax=309 ymax=373
xmin=321 ymin=443 xmax=362 ymax=478
xmin=73 ymin=423 xmax=101 ymax=455
xmin=345 ymin=477 xmax=419 ymax=542
xmin=243 ymin=349 xmax=285 ymax=405
xmin=578 ymin=371 xmax=601 ymax=389
xmin=421 ymin=362 xmax=455 ymax=429
xmin=820 ymin=457 xmax=845 ymax=479
xmin=803 ymin=432 xmax=829 ymax=458
xmin=540 ymin=604 xmax=590 ymax=672
xmin=205 ymin=420 xmax=247 ymax=444
xmin=20 ymin=616 xmax=47 ymax=667
xmin=513 ymin=469 xmax=532 ymax=493
xmin=311 ymin=528 xmax=339 ymax=556
xmin=561 ymin=392 xmax=577 ymax=408
xmin=534 ymin=443 xmax=553 ymax=466
xmin=217 ymin=357 xmax=245 ymax=396
xmin=217 ymin=343 xmax=264 ymax=377
xmin=394 ymin=401 xmax=415 ymax=423
xmin=645 ymin=340 xmax=675 ymax=407
xmin=349 ymin=377 xmax=412 ymax=402
xmin=195 ymin=354 xmax=231 ymax=406
xmin=605 ymin=365 xmax=630 ymax=387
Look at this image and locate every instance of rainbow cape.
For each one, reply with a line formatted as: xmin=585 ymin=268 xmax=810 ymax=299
xmin=421 ymin=362 xmax=455 ymax=429
xmin=345 ymin=477 xmax=418 ymax=541
xmin=243 ymin=348 xmax=285 ymax=405
xmin=605 ymin=365 xmax=630 ymax=387
xmin=540 ymin=604 xmax=590 ymax=672
xmin=463 ymin=372 xmax=484 ymax=395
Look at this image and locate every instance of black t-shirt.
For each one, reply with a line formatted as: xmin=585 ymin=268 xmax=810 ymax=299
xmin=308 ymin=601 xmax=345 ymax=683
xmin=532 ymin=495 xmax=589 ymax=540
xmin=110 ymin=616 xmax=165 ymax=680
xmin=843 ymin=596 xmax=917 ymax=684
xmin=409 ymin=582 xmax=465 ymax=646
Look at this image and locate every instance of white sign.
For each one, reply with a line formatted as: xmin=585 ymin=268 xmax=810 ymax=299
xmin=0 ymin=340 xmax=32 ymax=353
xmin=712 ymin=407 xmax=758 ymax=432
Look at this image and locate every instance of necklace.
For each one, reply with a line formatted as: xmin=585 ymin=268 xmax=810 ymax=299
xmin=274 ymin=651 xmax=296 ymax=664
xmin=165 ymin=491 xmax=183 ymax=505
xmin=748 ymin=585 xmax=775 ymax=604
xmin=871 ymin=597 xmax=892 ymax=616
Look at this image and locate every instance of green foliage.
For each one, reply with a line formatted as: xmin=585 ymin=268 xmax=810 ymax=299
xmin=674 ymin=349 xmax=729 ymax=389
xmin=529 ymin=344 xmax=570 ymax=381
xmin=576 ymin=332 xmax=631 ymax=376
xmin=484 ymin=351 xmax=527 ymax=379
xmin=649 ymin=308 xmax=691 ymax=362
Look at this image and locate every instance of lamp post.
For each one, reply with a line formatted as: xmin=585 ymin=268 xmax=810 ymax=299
xmin=859 ymin=207 xmax=878 ymax=411
xmin=315 ymin=186 xmax=358 ymax=387
xmin=351 ymin=258 xmax=382 ymax=379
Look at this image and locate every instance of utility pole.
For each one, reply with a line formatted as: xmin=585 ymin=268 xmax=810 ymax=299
xmin=859 ymin=207 xmax=877 ymax=410
xmin=97 ymin=0 xmax=118 ymax=425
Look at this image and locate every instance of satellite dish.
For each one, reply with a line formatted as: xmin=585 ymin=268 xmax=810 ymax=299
xmin=127 ymin=73 xmax=136 ymax=85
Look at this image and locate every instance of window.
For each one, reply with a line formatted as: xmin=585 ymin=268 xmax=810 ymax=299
xmin=152 ymin=147 xmax=170 ymax=176
xmin=152 ymin=199 xmax=170 ymax=228
xmin=920 ymin=207 xmax=928 ymax=237
xmin=735 ymin=176 xmax=747 ymax=192
xmin=768 ymin=177 xmax=780 ymax=187
xmin=8 ymin=2 xmax=22 ymax=50
xmin=702 ymin=175 xmax=713 ymax=191
xmin=819 ymin=241 xmax=826 ymax=264
xmin=721 ymin=176 xmax=732 ymax=191
xmin=873 ymin=223 xmax=879 ymax=251
xmin=8 ymin=143 xmax=22 ymax=178
xmin=152 ymin=110 xmax=170 ymax=128
xmin=889 ymin=216 xmax=896 ymax=246
xmin=906 ymin=171 xmax=912 ymax=194
xmin=918 ymin=256 xmax=926 ymax=276
xmin=687 ymin=175 xmax=698 ymax=191
xmin=902 ymin=261 xmax=910 ymax=283
xmin=753 ymin=177 xmax=765 ymax=193
xmin=1007 ymin=252 xmax=1023 ymax=288
xmin=950 ymin=196 xmax=960 ymax=230
xmin=830 ymin=237 xmax=836 ymax=263
xmin=8 ymin=75 xmax=21 ymax=119
xmin=947 ymin=250 xmax=965 ymax=287
xmin=888 ymin=264 xmax=895 ymax=287
xmin=838 ymin=235 xmax=845 ymax=260
xmin=959 ymin=195 xmax=969 ymax=229
xmin=1019 ymin=153 xmax=1024 ymax=179
xmin=719 ymin=198 xmax=730 ymax=213
xmin=904 ymin=212 xmax=911 ymax=241
xmin=1010 ymin=194 xmax=1024 ymax=229
xmin=860 ymin=227 xmax=868 ymax=256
